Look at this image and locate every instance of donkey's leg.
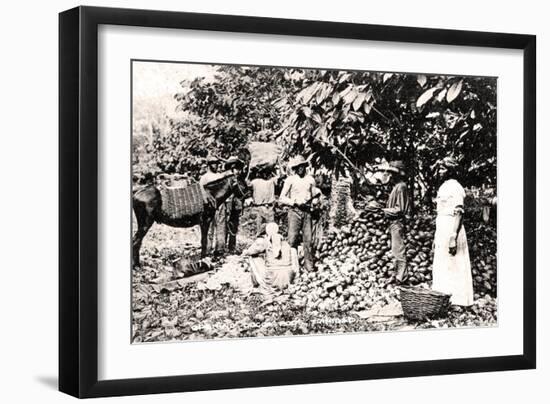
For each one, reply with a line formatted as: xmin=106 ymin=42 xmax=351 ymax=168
xmin=132 ymin=203 xmax=155 ymax=267
xmin=200 ymin=214 xmax=213 ymax=258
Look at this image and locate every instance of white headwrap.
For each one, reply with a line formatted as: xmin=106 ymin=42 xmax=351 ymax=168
xmin=265 ymin=222 xmax=282 ymax=259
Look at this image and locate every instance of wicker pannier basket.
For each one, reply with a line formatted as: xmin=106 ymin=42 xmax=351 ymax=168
xmin=159 ymin=183 xmax=204 ymax=220
xmin=399 ymin=287 xmax=451 ymax=320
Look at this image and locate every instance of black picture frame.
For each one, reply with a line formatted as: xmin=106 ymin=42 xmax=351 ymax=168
xmin=59 ymin=5 xmax=536 ymax=398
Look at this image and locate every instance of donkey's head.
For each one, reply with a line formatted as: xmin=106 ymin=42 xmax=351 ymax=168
xmin=203 ymin=172 xmax=249 ymax=202
xmin=230 ymin=172 xmax=250 ymax=199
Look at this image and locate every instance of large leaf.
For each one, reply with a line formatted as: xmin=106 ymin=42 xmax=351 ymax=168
xmin=313 ymin=82 xmax=324 ymax=104
xmin=349 ymin=111 xmax=365 ymax=123
xmin=446 ymin=80 xmax=463 ymax=103
xmin=338 ymin=72 xmax=351 ymax=84
xmin=314 ymin=124 xmax=330 ymax=143
xmin=417 ymin=75 xmax=427 ymax=87
xmin=339 ymin=85 xmax=353 ymax=100
xmin=295 ymin=87 xmax=308 ymax=104
xmin=316 ymin=82 xmax=332 ymax=104
xmin=342 ymin=88 xmax=358 ymax=106
xmin=298 ymin=82 xmax=321 ymax=104
xmin=352 ymin=92 xmax=366 ymax=111
xmin=301 ymin=106 xmax=313 ymax=118
xmin=272 ymin=97 xmax=287 ymax=110
xmin=332 ymin=91 xmax=341 ymax=105
xmin=365 ymin=89 xmax=373 ymax=102
xmin=311 ymin=112 xmax=323 ymax=124
xmin=435 ymin=88 xmax=447 ymax=102
xmin=364 ymin=100 xmax=373 ymax=114
xmin=416 ymin=87 xmax=438 ymax=108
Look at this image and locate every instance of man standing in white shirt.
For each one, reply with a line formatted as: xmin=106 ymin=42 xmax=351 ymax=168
xmin=279 ymin=155 xmax=319 ymax=271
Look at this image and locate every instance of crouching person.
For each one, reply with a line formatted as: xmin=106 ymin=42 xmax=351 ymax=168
xmin=242 ymin=223 xmax=299 ymax=296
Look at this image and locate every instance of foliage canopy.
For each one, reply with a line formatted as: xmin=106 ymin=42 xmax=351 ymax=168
xmin=146 ymin=64 xmax=496 ymax=202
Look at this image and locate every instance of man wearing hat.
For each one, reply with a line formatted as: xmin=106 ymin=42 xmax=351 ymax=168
xmin=200 ymin=155 xmax=222 ymax=186
xmin=279 ymin=155 xmax=320 ymax=272
xmin=199 ymin=155 xmax=224 ymax=210
xmin=213 ymin=156 xmax=247 ymax=254
xmin=224 ymin=156 xmax=247 ymax=253
xmin=378 ymin=160 xmax=411 ymax=283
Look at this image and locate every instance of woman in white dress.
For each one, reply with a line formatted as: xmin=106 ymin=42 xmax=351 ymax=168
xmin=432 ymin=157 xmax=474 ymax=307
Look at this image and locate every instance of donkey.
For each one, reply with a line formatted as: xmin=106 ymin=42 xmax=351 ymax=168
xmin=132 ymin=173 xmax=248 ymax=267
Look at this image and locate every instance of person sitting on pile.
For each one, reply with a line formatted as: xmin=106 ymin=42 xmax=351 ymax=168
xmin=242 ymin=222 xmax=299 ymax=296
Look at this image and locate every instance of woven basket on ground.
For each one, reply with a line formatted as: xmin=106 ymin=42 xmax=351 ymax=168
xmin=174 ymin=255 xmax=213 ymax=277
xmin=399 ymin=286 xmax=451 ymax=320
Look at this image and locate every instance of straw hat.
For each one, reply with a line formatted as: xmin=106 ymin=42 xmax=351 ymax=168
xmin=289 ymin=155 xmax=308 ymax=169
xmin=225 ymin=156 xmax=244 ymax=168
xmin=376 ymin=160 xmax=406 ymax=175
xmin=206 ymin=155 xmax=220 ymax=165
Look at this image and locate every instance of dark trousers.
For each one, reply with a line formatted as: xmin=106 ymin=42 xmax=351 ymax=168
xmin=215 ymin=198 xmax=242 ymax=253
xmin=287 ymin=208 xmax=313 ymax=271
xmin=389 ymin=221 xmax=408 ymax=282
xmin=226 ymin=206 xmax=241 ymax=252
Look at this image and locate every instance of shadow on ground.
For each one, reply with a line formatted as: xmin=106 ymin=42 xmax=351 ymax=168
xmin=36 ymin=376 xmax=58 ymax=390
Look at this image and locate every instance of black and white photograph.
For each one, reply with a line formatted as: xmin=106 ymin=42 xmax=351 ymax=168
xmin=131 ymin=60 xmax=498 ymax=343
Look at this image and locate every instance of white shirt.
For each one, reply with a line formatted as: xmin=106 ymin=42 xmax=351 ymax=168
xmin=250 ymin=178 xmax=277 ymax=205
xmin=279 ymin=174 xmax=318 ymax=206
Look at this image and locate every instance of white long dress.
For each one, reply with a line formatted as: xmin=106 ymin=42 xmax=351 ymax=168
xmin=432 ymin=179 xmax=474 ymax=306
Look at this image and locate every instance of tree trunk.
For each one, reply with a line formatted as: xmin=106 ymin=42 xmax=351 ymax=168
xmin=329 ymin=174 xmax=357 ymax=228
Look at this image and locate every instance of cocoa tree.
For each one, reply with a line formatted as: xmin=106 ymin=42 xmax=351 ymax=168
xmin=157 ymin=64 xmax=496 ymax=204
xmin=157 ymin=65 xmax=298 ymax=176
xmin=279 ymin=70 xmax=496 ymax=206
